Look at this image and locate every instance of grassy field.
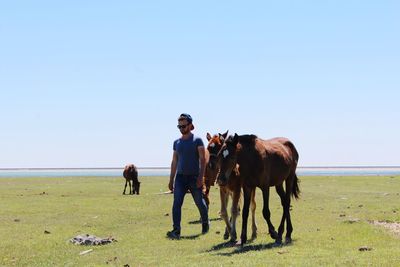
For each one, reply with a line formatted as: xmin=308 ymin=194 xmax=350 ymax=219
xmin=0 ymin=175 xmax=399 ymax=267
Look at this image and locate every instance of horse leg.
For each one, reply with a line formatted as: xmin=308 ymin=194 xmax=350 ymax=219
xmin=128 ymin=180 xmax=133 ymax=194
xmin=134 ymin=181 xmax=140 ymax=195
xmin=230 ymin=187 xmax=241 ymax=242
xmin=275 ymin=184 xmax=286 ymax=244
xmin=123 ymin=180 xmax=128 ymax=195
xmin=284 ymin=179 xmax=294 ymax=243
xmin=250 ymin=188 xmax=258 ymax=239
xmin=239 ymin=186 xmax=252 ymax=245
xmin=219 ymin=187 xmax=231 ymax=240
xmin=204 ymin=185 xmax=210 ymax=209
xmin=262 ymin=187 xmax=278 ymax=241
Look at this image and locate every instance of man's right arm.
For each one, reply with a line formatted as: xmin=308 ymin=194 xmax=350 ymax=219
xmin=168 ymin=150 xmax=178 ymax=191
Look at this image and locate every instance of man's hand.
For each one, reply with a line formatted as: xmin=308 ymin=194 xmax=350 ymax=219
xmin=168 ymin=180 xmax=174 ymax=192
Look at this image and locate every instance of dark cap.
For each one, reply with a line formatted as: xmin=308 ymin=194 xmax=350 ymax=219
xmin=178 ymin=113 xmax=193 ymax=123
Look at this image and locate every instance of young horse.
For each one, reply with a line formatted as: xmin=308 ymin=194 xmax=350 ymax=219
xmin=206 ymin=132 xmax=257 ymax=242
xmin=217 ymin=134 xmax=300 ymax=245
xmin=202 ymin=131 xmax=229 ymax=208
xmin=123 ymin=164 xmax=141 ymax=195
xmin=180 ymin=132 xmax=226 ymax=208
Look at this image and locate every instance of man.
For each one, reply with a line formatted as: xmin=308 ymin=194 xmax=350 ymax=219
xmin=167 ymin=113 xmax=209 ymax=239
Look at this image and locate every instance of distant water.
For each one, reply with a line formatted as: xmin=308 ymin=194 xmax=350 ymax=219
xmin=0 ymin=168 xmax=168 ymax=178
xmin=0 ymin=167 xmax=399 ymax=178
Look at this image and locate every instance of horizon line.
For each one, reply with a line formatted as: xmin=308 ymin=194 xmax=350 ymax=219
xmin=1 ymin=165 xmax=400 ymax=171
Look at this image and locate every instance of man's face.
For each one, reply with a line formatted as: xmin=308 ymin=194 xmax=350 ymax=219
xmin=177 ymin=119 xmax=191 ymax=134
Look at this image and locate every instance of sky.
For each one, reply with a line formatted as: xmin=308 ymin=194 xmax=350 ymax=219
xmin=1 ymin=1 xmax=399 ymax=168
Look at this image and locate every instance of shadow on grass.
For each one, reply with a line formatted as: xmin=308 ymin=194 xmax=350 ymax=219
xmin=188 ymin=217 xmax=222 ymax=225
xmin=165 ymin=233 xmax=203 ymax=240
xmin=180 ymin=233 xmax=203 ymax=240
xmin=207 ymin=240 xmax=295 ymax=256
xmin=206 ymin=236 xmax=258 ymax=252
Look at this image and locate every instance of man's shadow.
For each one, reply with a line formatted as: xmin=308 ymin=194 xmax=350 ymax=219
xmin=188 ymin=217 xmax=222 ymax=224
xmin=179 ymin=217 xmax=222 ymax=239
xmin=180 ymin=233 xmax=202 ymax=240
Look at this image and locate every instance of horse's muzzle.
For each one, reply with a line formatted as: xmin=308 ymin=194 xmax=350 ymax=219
xmin=217 ymin=174 xmax=228 ymax=186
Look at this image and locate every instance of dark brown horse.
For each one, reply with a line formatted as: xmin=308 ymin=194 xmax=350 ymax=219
xmin=123 ymin=164 xmax=141 ymax=195
xmin=207 ymin=132 xmax=257 ymax=242
xmin=217 ymin=134 xmax=300 ymax=245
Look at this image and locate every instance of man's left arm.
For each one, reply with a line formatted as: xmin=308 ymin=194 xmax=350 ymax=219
xmin=197 ymin=145 xmax=206 ymax=188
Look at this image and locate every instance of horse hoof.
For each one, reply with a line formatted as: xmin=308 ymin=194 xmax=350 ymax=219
xmin=235 ymin=240 xmax=244 ymax=247
xmin=223 ymin=233 xmax=229 ymax=240
xmin=285 ymin=237 xmax=292 ymax=244
xmin=270 ymin=231 xmax=279 ymax=240
xmin=275 ymin=239 xmax=283 ymax=245
xmin=251 ymin=233 xmax=257 ymax=239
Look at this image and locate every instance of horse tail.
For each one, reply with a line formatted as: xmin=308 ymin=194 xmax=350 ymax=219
xmin=283 ymin=139 xmax=300 ymax=199
xmin=291 ymin=173 xmax=300 ymax=199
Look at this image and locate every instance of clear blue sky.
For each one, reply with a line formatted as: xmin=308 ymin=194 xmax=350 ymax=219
xmin=1 ymin=1 xmax=399 ymax=168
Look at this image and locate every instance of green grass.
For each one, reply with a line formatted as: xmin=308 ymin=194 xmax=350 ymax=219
xmin=0 ymin=175 xmax=399 ymax=266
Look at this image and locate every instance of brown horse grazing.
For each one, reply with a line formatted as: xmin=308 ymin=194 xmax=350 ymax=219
xmin=206 ymin=132 xmax=257 ymax=242
xmin=123 ymin=164 xmax=141 ymax=195
xmin=217 ymin=134 xmax=300 ymax=245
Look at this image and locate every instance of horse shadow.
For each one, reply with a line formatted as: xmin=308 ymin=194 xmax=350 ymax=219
xmin=207 ymin=239 xmax=295 ymax=256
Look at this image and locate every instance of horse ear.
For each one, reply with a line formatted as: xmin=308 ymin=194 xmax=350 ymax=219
xmin=233 ymin=133 xmax=239 ymax=144
xmin=220 ymin=130 xmax=228 ymax=139
xmin=206 ymin=132 xmax=212 ymax=141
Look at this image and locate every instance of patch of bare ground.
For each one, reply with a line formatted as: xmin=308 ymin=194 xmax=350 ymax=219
xmin=370 ymin=220 xmax=400 ymax=237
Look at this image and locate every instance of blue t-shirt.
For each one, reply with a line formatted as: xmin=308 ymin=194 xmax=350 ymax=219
xmin=173 ymin=134 xmax=204 ymax=175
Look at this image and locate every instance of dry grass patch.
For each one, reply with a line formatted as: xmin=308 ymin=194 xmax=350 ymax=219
xmin=371 ymin=220 xmax=400 ymax=236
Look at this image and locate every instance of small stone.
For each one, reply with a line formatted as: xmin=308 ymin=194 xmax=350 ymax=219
xmin=44 ymin=230 xmax=51 ymax=234
xmin=277 ymin=250 xmax=288 ymax=254
xmin=345 ymin=218 xmax=360 ymax=224
xmin=359 ymin=246 xmax=372 ymax=251
xmin=79 ymin=249 xmax=93 ymax=255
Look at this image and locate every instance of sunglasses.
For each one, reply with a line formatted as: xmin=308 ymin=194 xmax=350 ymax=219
xmin=177 ymin=124 xmax=189 ymax=129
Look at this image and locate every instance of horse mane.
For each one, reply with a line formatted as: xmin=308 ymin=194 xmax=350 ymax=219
xmin=238 ymin=134 xmax=257 ymax=145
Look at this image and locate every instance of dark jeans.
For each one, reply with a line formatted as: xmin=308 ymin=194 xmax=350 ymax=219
xmin=172 ymin=174 xmax=209 ymax=231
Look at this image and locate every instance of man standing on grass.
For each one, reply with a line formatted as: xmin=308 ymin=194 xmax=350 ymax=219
xmin=167 ymin=113 xmax=209 ymax=239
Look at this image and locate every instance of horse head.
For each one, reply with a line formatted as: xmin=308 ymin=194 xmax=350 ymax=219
xmin=206 ymin=130 xmax=228 ymax=173
xmin=217 ymin=133 xmax=239 ymax=186
xmin=133 ymin=180 xmax=141 ymax=195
